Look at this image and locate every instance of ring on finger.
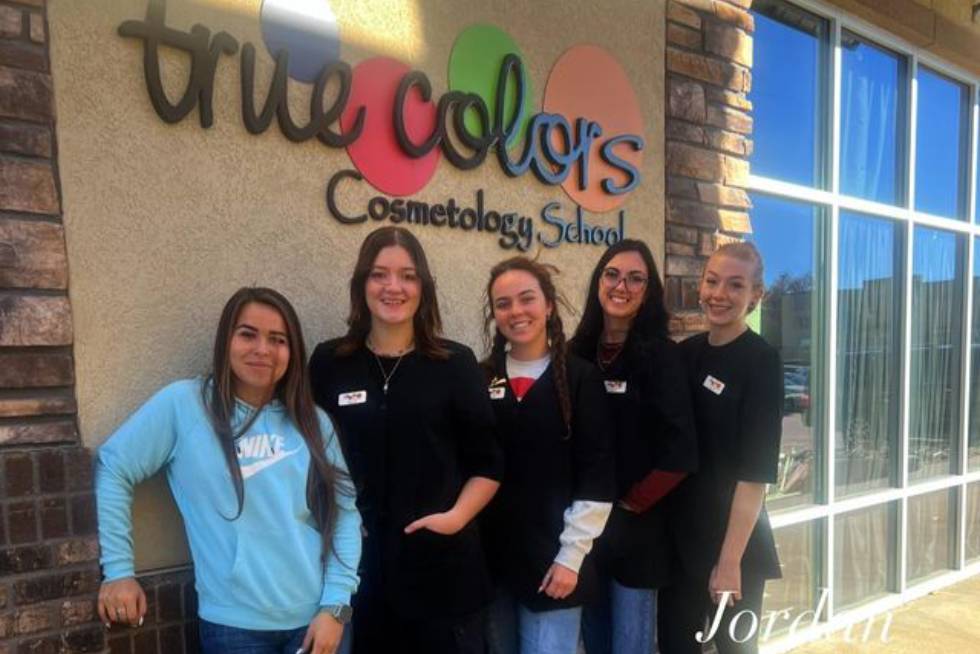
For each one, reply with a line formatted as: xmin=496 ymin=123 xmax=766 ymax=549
xmin=115 ymin=607 xmax=124 ymax=619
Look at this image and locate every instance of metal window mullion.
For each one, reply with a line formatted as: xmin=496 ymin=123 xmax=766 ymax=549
xmin=824 ymin=204 xmax=839 ymax=621
xmin=821 ymin=15 xmax=843 ymax=623
xmin=895 ymin=54 xmax=918 ymax=596
xmin=959 ymin=235 xmax=975 ymax=571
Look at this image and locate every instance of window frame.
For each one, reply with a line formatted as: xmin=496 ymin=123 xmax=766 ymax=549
xmin=748 ymin=0 xmax=980 ymax=650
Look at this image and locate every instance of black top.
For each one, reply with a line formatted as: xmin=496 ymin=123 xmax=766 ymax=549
xmin=480 ymin=351 xmax=615 ymax=612
xmin=585 ymin=335 xmax=699 ymax=589
xmin=309 ymin=338 xmax=503 ymax=619
xmin=672 ymin=329 xmax=783 ymax=580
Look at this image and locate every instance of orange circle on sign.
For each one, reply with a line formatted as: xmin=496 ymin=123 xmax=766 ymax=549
xmin=543 ymin=45 xmax=644 ymax=213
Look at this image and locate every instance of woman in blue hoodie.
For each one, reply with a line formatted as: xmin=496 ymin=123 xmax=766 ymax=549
xmin=95 ymin=287 xmax=362 ymax=654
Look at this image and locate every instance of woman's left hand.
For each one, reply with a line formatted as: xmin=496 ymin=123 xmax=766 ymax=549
xmin=708 ymin=560 xmax=742 ymax=606
xmin=538 ymin=563 xmax=578 ymax=599
xmin=298 ymin=612 xmax=344 ymax=654
xmin=404 ymin=509 xmax=464 ymax=535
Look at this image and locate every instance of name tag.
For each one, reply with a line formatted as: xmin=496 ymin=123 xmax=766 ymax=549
xmin=338 ymin=390 xmax=367 ymax=406
xmin=604 ymin=380 xmax=627 ymax=394
xmin=703 ymin=375 xmax=725 ymax=395
xmin=489 ymin=387 xmax=506 ymax=400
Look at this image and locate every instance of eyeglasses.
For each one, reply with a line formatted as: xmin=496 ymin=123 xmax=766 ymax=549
xmin=601 ymin=267 xmax=648 ymax=292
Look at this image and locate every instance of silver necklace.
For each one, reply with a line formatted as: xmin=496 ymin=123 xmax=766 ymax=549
xmin=367 ymin=340 xmax=411 ymax=394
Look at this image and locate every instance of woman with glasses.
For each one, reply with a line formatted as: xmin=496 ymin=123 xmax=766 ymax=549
xmin=309 ymin=226 xmax=503 ymax=654
xmin=572 ymin=239 xmax=698 ymax=654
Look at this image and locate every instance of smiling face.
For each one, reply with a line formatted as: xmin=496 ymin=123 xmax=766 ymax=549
xmin=598 ymin=250 xmax=649 ymax=324
xmin=491 ymin=269 xmax=552 ymax=359
xmin=228 ymin=302 xmax=290 ymax=406
xmin=699 ymin=253 xmax=763 ymax=329
xmin=365 ymin=245 xmax=422 ymax=329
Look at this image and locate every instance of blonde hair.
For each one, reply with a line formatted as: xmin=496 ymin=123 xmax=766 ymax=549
xmin=710 ymin=241 xmax=765 ymax=292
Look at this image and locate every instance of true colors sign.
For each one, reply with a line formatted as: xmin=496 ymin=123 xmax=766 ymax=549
xmin=119 ymin=0 xmax=647 ymax=250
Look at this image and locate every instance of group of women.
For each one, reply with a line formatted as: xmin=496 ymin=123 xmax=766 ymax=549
xmin=95 ymin=226 xmax=784 ymax=654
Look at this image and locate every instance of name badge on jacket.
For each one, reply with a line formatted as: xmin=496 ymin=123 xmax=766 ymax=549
xmin=702 ymin=375 xmax=725 ymax=395
xmin=338 ymin=390 xmax=367 ymax=406
xmin=604 ymin=380 xmax=627 ymax=394
xmin=489 ymin=387 xmax=506 ymax=400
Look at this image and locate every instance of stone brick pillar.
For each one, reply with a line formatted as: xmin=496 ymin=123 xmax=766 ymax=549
xmin=664 ymin=0 xmax=755 ymax=337
xmin=1 ymin=0 xmax=105 ymax=651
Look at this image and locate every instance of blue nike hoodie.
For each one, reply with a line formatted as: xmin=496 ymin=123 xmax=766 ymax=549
xmin=96 ymin=379 xmax=361 ymax=630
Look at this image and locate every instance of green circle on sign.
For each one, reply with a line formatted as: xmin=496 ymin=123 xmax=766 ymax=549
xmin=448 ymin=24 xmax=534 ymax=149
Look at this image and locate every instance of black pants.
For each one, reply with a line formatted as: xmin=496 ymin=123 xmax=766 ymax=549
xmin=350 ymin=595 xmax=486 ymax=654
xmin=658 ymin=572 xmax=766 ymax=654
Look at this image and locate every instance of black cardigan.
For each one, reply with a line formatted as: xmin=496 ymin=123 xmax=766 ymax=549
xmin=587 ymin=334 xmax=699 ymax=589
xmin=479 ymin=351 xmax=615 ymax=611
xmin=309 ymin=338 xmax=503 ymax=619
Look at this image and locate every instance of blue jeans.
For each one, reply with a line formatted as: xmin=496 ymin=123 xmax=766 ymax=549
xmin=199 ymin=619 xmax=353 ymax=654
xmin=581 ymin=579 xmax=657 ymax=654
xmin=486 ymin=589 xmax=582 ymax=654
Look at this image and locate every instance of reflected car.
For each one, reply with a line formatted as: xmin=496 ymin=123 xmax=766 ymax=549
xmin=784 ymin=365 xmax=810 ymax=414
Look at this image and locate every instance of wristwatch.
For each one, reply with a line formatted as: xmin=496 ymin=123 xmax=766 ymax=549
xmin=320 ymin=604 xmax=353 ymax=624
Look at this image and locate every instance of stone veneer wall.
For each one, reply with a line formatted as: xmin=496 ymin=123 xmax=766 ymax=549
xmin=0 ymin=2 xmax=200 ymax=653
xmin=663 ymin=0 xmax=755 ymax=337
xmin=2 ymin=2 xmax=200 ymax=650
xmin=0 ymin=0 xmax=105 ymax=651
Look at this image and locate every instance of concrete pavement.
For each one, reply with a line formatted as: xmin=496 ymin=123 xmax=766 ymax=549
xmin=789 ymin=574 xmax=980 ymax=653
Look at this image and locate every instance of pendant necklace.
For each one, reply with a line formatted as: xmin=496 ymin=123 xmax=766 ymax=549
xmin=368 ymin=339 xmax=411 ymax=394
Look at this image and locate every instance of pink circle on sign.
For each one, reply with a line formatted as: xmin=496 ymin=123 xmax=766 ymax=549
xmin=544 ymin=45 xmax=644 ymax=213
xmin=341 ymin=57 xmax=441 ymax=196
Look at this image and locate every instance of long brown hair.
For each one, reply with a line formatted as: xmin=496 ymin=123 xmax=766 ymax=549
xmin=569 ymin=238 xmax=669 ymax=360
xmin=482 ymin=257 xmax=573 ymax=436
xmin=336 ymin=226 xmax=449 ymax=359
xmin=202 ymin=287 xmax=345 ymax=560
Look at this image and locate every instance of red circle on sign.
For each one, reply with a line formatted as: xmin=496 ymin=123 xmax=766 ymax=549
xmin=341 ymin=57 xmax=441 ymax=196
xmin=544 ymin=45 xmax=644 ymax=213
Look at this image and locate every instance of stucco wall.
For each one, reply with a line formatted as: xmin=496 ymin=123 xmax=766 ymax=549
xmin=48 ymin=0 xmax=665 ymax=570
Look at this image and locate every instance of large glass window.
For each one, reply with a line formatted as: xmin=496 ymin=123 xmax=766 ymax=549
xmin=914 ymin=67 xmax=970 ymax=219
xmin=971 ymin=238 xmax=980 ymax=471
xmin=907 ymin=489 xmax=956 ymax=583
xmin=763 ymin=521 xmax=822 ymax=637
xmin=909 ymin=227 xmax=965 ymax=482
xmin=834 ymin=503 xmax=896 ymax=610
xmin=747 ymin=0 xmax=980 ymax=628
xmin=750 ymin=0 xmax=828 ymax=187
xmin=840 ymin=32 xmax=907 ymax=205
xmin=749 ymin=194 xmax=822 ymax=511
xmin=968 ymin=482 xmax=980 ymax=562
xmin=836 ymin=212 xmax=903 ymax=496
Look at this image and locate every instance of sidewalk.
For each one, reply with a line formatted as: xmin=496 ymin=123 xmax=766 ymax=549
xmin=788 ymin=574 xmax=980 ymax=653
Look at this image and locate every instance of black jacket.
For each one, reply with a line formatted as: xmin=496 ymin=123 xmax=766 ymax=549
xmin=587 ymin=335 xmax=699 ymax=589
xmin=309 ymin=338 xmax=503 ymax=619
xmin=480 ymin=351 xmax=615 ymax=611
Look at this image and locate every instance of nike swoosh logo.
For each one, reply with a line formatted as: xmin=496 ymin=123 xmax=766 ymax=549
xmin=239 ymin=448 xmax=302 ymax=480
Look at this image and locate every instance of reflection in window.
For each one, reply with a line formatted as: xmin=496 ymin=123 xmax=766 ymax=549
xmin=909 ymin=227 xmax=964 ymax=482
xmin=750 ymin=0 xmax=828 ymax=187
xmin=907 ymin=489 xmax=955 ymax=583
xmin=763 ymin=521 xmax=820 ymax=637
xmin=840 ymin=32 xmax=906 ymax=205
xmin=968 ymin=482 xmax=980 ymax=562
xmin=749 ymin=194 xmax=821 ymax=511
xmin=914 ymin=67 xmax=969 ymax=218
xmin=836 ymin=212 xmax=902 ymax=496
xmin=834 ymin=503 xmax=895 ymax=610
xmin=970 ymin=238 xmax=980 ymax=471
